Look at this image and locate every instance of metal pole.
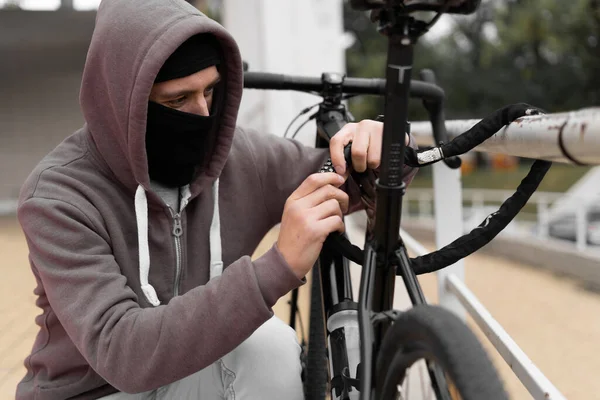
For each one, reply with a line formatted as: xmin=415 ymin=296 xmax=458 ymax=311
xmin=537 ymin=196 xmax=549 ymax=238
xmin=576 ymin=203 xmax=588 ymax=251
xmin=410 ymin=108 xmax=600 ymax=165
xmin=432 ymin=162 xmax=466 ymax=320
xmin=418 ymin=192 xmax=429 ymax=220
xmin=472 ymin=191 xmax=485 ymax=215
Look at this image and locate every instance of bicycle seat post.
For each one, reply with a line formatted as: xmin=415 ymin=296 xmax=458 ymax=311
xmin=352 ymin=7 xmax=433 ymax=398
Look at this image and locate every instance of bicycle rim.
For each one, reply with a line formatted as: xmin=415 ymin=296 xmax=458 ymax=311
xmin=386 ymin=354 xmax=464 ymax=400
xmin=376 ymin=306 xmax=507 ymax=400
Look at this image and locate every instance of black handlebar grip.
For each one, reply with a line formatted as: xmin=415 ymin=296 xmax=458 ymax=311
xmin=344 ymin=145 xmax=352 ymax=166
xmin=318 ymin=144 xmax=353 ymax=174
xmin=243 ymin=72 xmax=286 ymax=89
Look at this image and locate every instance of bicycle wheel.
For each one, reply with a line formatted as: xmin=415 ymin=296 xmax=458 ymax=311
xmin=304 ymin=263 xmax=328 ymax=400
xmin=376 ymin=305 xmax=508 ymax=400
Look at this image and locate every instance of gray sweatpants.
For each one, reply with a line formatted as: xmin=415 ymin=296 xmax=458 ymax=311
xmin=100 ymin=316 xmax=304 ymax=400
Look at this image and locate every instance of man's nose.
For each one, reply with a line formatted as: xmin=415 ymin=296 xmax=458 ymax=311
xmin=191 ymin=96 xmax=210 ymax=116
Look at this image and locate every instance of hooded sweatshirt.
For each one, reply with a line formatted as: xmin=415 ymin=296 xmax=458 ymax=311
xmin=16 ymin=0 xmax=417 ymax=399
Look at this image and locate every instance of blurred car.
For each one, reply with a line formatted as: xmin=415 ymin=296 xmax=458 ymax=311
xmin=548 ymin=210 xmax=600 ymax=245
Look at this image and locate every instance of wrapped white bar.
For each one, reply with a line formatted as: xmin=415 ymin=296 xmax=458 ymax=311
xmin=410 ymin=107 xmax=600 ymax=165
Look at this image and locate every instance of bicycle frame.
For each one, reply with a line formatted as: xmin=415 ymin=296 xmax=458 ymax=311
xmin=246 ymin=17 xmax=541 ymax=397
xmin=280 ymin=34 xmax=455 ymax=400
xmin=285 ymin=12 xmax=459 ymax=400
xmin=239 ymin=6 xmax=489 ymax=398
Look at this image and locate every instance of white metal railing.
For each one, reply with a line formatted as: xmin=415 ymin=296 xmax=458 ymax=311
xmin=0 ymin=200 xmax=17 ymax=216
xmin=404 ymin=108 xmax=600 ymax=399
xmin=402 ymin=188 xmax=598 ymax=251
xmin=401 ymin=227 xmax=568 ymax=400
xmin=445 ymin=275 xmax=567 ymax=400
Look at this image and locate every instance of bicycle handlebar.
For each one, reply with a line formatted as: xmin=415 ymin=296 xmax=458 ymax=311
xmin=243 ymin=71 xmax=445 ymax=100
xmin=323 ymin=103 xmax=553 ymax=275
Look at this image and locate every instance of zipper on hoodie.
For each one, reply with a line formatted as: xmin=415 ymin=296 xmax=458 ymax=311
xmin=169 ymin=208 xmax=184 ymax=297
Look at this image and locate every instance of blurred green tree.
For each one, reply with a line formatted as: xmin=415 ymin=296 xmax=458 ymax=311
xmin=344 ymin=0 xmax=600 ymax=121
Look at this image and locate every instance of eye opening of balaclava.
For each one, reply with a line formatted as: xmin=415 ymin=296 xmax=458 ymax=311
xmin=145 ymin=33 xmax=223 ymax=188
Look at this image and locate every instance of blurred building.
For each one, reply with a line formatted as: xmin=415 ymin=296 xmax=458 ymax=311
xmin=0 ymin=0 xmax=346 ymax=210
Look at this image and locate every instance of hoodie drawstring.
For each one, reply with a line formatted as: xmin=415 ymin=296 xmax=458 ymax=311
xmin=135 ymin=185 xmax=160 ymax=306
xmin=135 ymin=180 xmax=222 ymax=307
xmin=209 ymin=178 xmax=223 ymax=280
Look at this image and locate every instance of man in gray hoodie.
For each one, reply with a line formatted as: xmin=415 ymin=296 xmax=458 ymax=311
xmin=16 ymin=0 xmax=417 ymax=399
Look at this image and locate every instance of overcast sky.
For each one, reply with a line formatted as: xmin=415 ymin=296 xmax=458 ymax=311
xmin=0 ymin=0 xmax=100 ymax=10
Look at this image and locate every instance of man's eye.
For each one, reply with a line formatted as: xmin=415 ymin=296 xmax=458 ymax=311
xmin=167 ymin=97 xmax=186 ymax=107
xmin=204 ymin=87 xmax=214 ymax=96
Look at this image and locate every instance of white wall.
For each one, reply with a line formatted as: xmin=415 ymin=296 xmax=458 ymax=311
xmin=223 ymin=0 xmax=346 ymax=147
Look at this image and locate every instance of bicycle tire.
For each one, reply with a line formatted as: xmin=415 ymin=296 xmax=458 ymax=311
xmin=376 ymin=305 xmax=508 ymax=400
xmin=304 ymin=263 xmax=328 ymax=400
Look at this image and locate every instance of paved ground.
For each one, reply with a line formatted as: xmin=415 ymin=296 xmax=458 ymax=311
xmin=2 ymin=214 xmax=600 ymax=399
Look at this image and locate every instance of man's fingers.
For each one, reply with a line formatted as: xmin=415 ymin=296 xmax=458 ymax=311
xmin=351 ymin=125 xmax=370 ymax=173
xmin=330 ymin=125 xmax=354 ymax=175
xmin=300 ymin=184 xmax=349 ymax=214
xmin=311 ymin=198 xmax=344 ymax=221
xmin=367 ymin=127 xmax=382 ymax=169
xmin=291 ymin=172 xmax=344 ymax=200
xmin=330 ymin=120 xmax=383 ymax=174
xmin=319 ymin=215 xmax=346 ymax=235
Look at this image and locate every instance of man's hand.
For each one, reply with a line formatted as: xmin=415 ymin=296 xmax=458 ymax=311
xmin=329 ymin=119 xmax=409 ymax=176
xmin=277 ymin=173 xmax=349 ymax=279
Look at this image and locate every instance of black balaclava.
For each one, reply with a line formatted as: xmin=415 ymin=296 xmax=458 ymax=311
xmin=145 ymin=34 xmax=222 ymax=188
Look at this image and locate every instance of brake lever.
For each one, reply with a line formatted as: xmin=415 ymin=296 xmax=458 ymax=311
xmin=419 ymin=69 xmax=462 ymax=170
xmin=442 ymin=149 xmax=462 ymax=169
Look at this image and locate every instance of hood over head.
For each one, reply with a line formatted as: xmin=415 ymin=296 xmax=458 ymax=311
xmin=80 ymin=0 xmax=243 ymax=197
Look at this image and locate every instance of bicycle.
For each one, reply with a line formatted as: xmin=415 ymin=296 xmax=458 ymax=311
xmin=243 ymin=1 xmax=552 ymax=399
